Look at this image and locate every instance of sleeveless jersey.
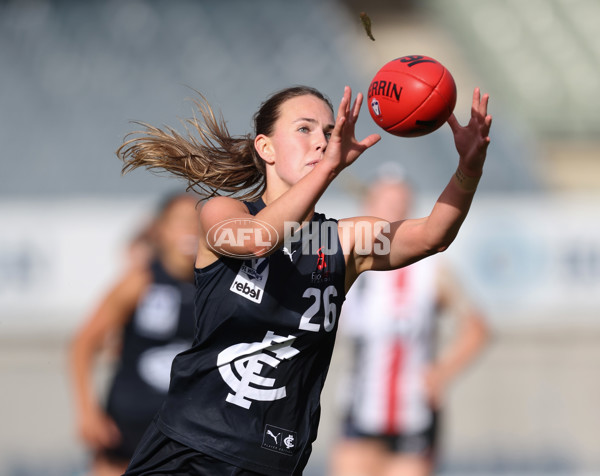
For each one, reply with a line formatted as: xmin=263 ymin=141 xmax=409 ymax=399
xmin=106 ymin=259 xmax=196 ymax=429
xmin=157 ymin=199 xmax=346 ymax=476
xmin=340 ymin=256 xmax=439 ymax=435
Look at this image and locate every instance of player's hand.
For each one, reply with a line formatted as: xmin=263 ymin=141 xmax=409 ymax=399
xmin=78 ymin=405 xmax=122 ymax=450
xmin=321 ymin=86 xmax=380 ymax=174
xmin=423 ymin=364 xmax=449 ymax=410
xmin=447 ymin=88 xmax=492 ymax=177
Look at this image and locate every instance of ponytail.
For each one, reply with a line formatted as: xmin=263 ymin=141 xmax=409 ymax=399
xmin=117 ymin=86 xmax=331 ymax=201
xmin=117 ymin=94 xmax=266 ymax=200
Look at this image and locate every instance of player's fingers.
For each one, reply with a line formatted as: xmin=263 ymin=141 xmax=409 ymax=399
xmin=108 ymin=420 xmax=122 ymax=445
xmin=477 ymin=93 xmax=490 ymax=120
xmin=331 ymin=89 xmax=350 ymax=139
xmin=360 ymin=133 xmax=381 ymax=149
xmin=341 ymin=86 xmax=351 ymax=114
xmin=471 ymin=87 xmax=482 ymax=119
xmin=480 ymin=92 xmax=489 ymax=112
xmin=446 ymin=113 xmax=460 ymax=133
xmin=336 ymin=86 xmax=349 ymax=120
xmin=345 ymin=86 xmax=353 ymax=118
xmin=482 ymin=114 xmax=493 ymax=139
xmin=472 ymin=87 xmax=481 ymax=106
xmin=482 ymin=111 xmax=492 ymax=128
xmin=351 ymin=92 xmax=363 ymax=123
xmin=331 ymin=116 xmax=346 ymax=140
xmin=95 ymin=415 xmax=120 ymax=446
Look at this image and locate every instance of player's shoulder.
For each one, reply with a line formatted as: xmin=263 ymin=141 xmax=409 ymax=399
xmin=198 ymin=196 xmax=251 ymax=234
xmin=201 ymin=196 xmax=249 ymax=217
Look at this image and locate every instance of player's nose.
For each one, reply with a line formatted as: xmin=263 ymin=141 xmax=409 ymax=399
xmin=315 ymin=131 xmax=329 ymax=151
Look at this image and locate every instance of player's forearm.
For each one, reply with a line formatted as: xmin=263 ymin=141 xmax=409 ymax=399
xmin=70 ymin=340 xmax=99 ymax=416
xmin=255 ymin=162 xmax=337 ymax=243
xmin=364 ymin=169 xmax=480 ymax=272
xmin=437 ymin=313 xmax=489 ymax=380
xmin=422 ymin=170 xmax=479 ymax=253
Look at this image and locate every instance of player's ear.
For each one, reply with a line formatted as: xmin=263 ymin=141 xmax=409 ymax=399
xmin=254 ymin=134 xmax=275 ymax=165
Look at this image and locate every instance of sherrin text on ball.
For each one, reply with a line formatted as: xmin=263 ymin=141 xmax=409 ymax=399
xmin=368 ymin=55 xmax=457 ymax=137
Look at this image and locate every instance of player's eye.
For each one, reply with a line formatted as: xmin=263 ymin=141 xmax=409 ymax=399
xmin=324 ymin=132 xmax=332 ymax=141
xmin=298 ymin=126 xmax=309 ymax=133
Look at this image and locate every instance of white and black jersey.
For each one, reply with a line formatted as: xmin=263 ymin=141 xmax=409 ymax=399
xmin=340 ymin=257 xmax=439 ymax=436
xmin=156 ymin=199 xmax=346 ymax=476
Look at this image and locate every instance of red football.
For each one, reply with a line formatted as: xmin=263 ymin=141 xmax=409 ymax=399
xmin=367 ymin=55 xmax=457 ymax=137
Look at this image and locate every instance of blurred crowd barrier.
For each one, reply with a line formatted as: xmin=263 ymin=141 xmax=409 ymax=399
xmin=444 ymin=193 xmax=600 ymax=328
xmin=3 ymin=193 xmax=598 ymax=336
xmin=0 ymin=198 xmax=153 ymax=337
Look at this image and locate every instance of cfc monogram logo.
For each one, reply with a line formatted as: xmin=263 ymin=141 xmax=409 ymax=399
xmin=217 ymin=331 xmax=300 ymax=409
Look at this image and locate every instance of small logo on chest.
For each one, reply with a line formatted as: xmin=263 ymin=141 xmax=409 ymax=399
xmin=282 ymin=246 xmax=297 ymax=261
xmin=262 ymin=424 xmax=297 ymax=456
xmin=230 ymin=258 xmax=269 ymax=303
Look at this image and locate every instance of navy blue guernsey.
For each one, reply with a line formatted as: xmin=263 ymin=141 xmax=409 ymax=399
xmin=105 ymin=259 xmax=195 ymax=454
xmin=156 ymin=199 xmax=346 ymax=475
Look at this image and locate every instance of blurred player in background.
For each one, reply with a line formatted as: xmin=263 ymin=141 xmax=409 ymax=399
xmin=69 ymin=192 xmax=199 ymax=476
xmin=330 ymin=166 xmax=489 ymax=476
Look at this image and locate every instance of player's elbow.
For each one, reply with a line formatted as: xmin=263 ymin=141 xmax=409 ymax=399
xmin=430 ymin=225 xmax=463 ymax=254
xmin=473 ymin=313 xmax=491 ymax=345
xmin=434 ymin=242 xmax=451 ymax=254
xmin=425 ymin=235 xmax=455 ymax=255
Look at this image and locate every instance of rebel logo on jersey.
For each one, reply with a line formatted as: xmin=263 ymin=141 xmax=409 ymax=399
xmin=230 ymin=257 xmax=269 ymax=303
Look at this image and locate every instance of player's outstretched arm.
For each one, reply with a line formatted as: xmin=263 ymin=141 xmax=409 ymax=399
xmin=343 ymin=89 xmax=491 ymax=285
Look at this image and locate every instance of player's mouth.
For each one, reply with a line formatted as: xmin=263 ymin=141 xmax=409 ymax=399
xmin=306 ymin=159 xmax=321 ymax=167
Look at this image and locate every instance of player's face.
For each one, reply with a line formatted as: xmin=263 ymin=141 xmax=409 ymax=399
xmin=267 ymin=94 xmax=334 ymax=186
xmin=366 ymin=182 xmax=413 ymax=222
xmin=156 ymin=197 xmax=200 ymax=258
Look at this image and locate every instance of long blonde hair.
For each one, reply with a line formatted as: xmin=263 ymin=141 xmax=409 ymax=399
xmin=117 ymin=86 xmax=333 ymax=201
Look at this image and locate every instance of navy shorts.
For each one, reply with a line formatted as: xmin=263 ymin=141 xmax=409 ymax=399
xmin=123 ymin=418 xmax=269 ymax=476
xmin=342 ymin=411 xmax=440 ymax=456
